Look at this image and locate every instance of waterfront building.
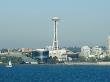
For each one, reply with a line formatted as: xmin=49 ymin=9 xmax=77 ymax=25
xmin=99 ymin=52 xmax=107 ymax=59
xmin=80 ymin=46 xmax=91 ymax=58
xmin=32 ymin=49 xmax=49 ymax=63
xmin=67 ymin=52 xmax=79 ymax=61
xmin=49 ymin=49 xmax=67 ymax=61
xmin=91 ymin=46 xmax=102 ymax=58
xmin=107 ymin=36 xmax=110 ymax=55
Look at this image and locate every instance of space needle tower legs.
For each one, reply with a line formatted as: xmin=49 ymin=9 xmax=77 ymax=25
xmin=52 ymin=17 xmax=60 ymax=50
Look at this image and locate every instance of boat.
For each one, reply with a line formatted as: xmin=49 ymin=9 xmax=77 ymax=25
xmin=6 ymin=60 xmax=12 ymax=67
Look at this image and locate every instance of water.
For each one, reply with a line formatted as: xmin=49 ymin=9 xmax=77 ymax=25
xmin=0 ymin=64 xmax=110 ymax=82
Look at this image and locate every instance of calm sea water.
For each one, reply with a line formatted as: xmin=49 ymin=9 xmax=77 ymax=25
xmin=0 ymin=64 xmax=110 ymax=82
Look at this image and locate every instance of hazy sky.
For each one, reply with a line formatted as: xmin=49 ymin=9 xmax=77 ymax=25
xmin=0 ymin=0 xmax=110 ymax=48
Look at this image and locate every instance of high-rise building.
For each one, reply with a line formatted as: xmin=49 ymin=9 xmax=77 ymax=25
xmin=107 ymin=36 xmax=110 ymax=54
xmin=81 ymin=46 xmax=91 ymax=58
xmin=91 ymin=46 xmax=102 ymax=58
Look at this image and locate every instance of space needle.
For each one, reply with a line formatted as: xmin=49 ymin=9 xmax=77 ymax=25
xmin=49 ymin=17 xmax=72 ymax=61
xmin=52 ymin=17 xmax=60 ymax=50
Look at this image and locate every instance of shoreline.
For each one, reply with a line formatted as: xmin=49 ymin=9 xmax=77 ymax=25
xmin=1 ymin=62 xmax=110 ymax=65
xmin=64 ymin=62 xmax=110 ymax=65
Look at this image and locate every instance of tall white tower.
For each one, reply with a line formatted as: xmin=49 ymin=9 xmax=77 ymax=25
xmin=52 ymin=17 xmax=60 ymax=50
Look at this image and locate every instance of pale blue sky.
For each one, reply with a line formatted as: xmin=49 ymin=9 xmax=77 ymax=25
xmin=0 ymin=0 xmax=110 ymax=48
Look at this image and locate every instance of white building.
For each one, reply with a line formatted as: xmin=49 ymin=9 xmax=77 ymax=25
xmin=80 ymin=46 xmax=91 ymax=58
xmin=107 ymin=36 xmax=110 ymax=55
xmin=99 ymin=52 xmax=107 ymax=59
xmin=49 ymin=49 xmax=68 ymax=61
xmin=91 ymin=46 xmax=102 ymax=58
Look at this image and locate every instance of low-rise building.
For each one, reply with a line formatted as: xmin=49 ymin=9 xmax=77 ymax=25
xmin=49 ymin=49 xmax=72 ymax=61
xmin=32 ymin=49 xmax=49 ymax=63
xmin=21 ymin=48 xmax=32 ymax=55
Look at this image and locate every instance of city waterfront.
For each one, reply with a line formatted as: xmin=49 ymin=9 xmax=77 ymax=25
xmin=0 ymin=64 xmax=110 ymax=82
xmin=0 ymin=0 xmax=110 ymax=82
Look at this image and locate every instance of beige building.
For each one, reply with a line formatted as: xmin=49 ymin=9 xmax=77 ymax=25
xmin=21 ymin=48 xmax=32 ymax=53
xmin=107 ymin=36 xmax=110 ymax=55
